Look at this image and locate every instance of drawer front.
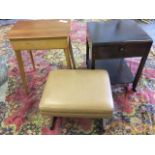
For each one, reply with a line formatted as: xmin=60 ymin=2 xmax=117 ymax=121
xmin=10 ymin=38 xmax=68 ymax=50
xmin=94 ymin=43 xmax=148 ymax=59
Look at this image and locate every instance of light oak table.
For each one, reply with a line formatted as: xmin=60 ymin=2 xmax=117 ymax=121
xmin=7 ymin=20 xmax=75 ymax=93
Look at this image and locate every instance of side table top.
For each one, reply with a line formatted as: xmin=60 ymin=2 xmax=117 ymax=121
xmin=7 ymin=20 xmax=70 ymax=40
xmin=87 ymin=20 xmax=152 ymax=45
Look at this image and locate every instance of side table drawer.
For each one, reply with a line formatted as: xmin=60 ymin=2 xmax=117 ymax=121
xmin=94 ymin=43 xmax=148 ymax=59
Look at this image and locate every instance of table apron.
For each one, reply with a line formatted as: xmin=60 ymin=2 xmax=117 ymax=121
xmin=10 ymin=38 xmax=68 ymax=50
xmin=93 ymin=44 xmax=149 ymax=59
xmin=94 ymin=51 xmax=147 ymax=59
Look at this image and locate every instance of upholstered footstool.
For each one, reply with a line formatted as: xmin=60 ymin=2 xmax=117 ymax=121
xmin=39 ymin=70 xmax=114 ymax=130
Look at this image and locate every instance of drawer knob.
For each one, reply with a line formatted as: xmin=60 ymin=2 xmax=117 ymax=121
xmin=120 ymin=47 xmax=125 ymax=52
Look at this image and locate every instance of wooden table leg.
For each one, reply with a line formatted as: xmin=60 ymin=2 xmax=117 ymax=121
xmin=91 ymin=59 xmax=95 ymax=69
xmin=28 ymin=50 xmax=36 ymax=70
xmin=91 ymin=47 xmax=95 ymax=69
xmin=86 ymin=38 xmax=89 ymax=67
xmin=64 ymin=48 xmax=72 ymax=69
xmin=132 ymin=56 xmax=147 ymax=91
xmin=15 ymin=50 xmax=28 ymax=93
xmin=69 ymin=37 xmax=76 ymax=69
xmin=133 ymin=43 xmax=152 ymax=91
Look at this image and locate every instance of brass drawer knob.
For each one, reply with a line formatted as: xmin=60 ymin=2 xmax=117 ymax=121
xmin=120 ymin=47 xmax=125 ymax=52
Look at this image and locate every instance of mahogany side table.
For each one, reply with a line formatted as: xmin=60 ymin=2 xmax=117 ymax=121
xmin=87 ymin=20 xmax=153 ymax=91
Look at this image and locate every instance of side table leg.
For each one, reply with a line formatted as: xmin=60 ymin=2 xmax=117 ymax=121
xmin=69 ymin=37 xmax=76 ymax=69
xmin=15 ymin=50 xmax=28 ymax=93
xmin=91 ymin=47 xmax=95 ymax=69
xmin=91 ymin=59 xmax=95 ymax=69
xmin=28 ymin=50 xmax=36 ymax=70
xmin=86 ymin=39 xmax=89 ymax=67
xmin=133 ymin=56 xmax=146 ymax=91
xmin=133 ymin=43 xmax=152 ymax=91
xmin=64 ymin=48 xmax=72 ymax=69
xmin=133 ymin=55 xmax=150 ymax=91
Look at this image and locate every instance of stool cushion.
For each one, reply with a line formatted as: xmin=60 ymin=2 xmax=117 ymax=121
xmin=39 ymin=70 xmax=114 ymax=118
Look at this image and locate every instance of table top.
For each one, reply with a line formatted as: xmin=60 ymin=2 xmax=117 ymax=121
xmin=87 ymin=20 xmax=152 ymax=45
xmin=7 ymin=20 xmax=70 ymax=40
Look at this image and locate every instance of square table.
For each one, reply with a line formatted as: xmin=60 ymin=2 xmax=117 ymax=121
xmin=7 ymin=20 xmax=75 ymax=93
xmin=86 ymin=20 xmax=153 ymax=91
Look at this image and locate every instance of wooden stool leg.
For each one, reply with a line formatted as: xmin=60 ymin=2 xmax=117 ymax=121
xmin=40 ymin=113 xmax=54 ymax=130
xmin=15 ymin=50 xmax=28 ymax=93
xmin=102 ymin=118 xmax=109 ymax=133
xmin=50 ymin=117 xmax=57 ymax=130
xmin=28 ymin=50 xmax=36 ymax=70
xmin=64 ymin=48 xmax=72 ymax=69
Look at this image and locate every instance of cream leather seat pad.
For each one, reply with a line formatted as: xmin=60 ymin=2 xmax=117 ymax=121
xmin=39 ymin=70 xmax=113 ymax=117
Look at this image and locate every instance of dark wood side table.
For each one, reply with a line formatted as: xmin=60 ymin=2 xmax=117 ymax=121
xmin=86 ymin=20 xmax=153 ymax=91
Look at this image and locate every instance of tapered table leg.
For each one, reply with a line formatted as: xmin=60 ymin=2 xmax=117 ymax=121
xmin=91 ymin=47 xmax=95 ymax=69
xmin=133 ymin=56 xmax=147 ymax=91
xmin=64 ymin=48 xmax=72 ymax=69
xmin=69 ymin=37 xmax=76 ymax=69
xmin=86 ymin=38 xmax=89 ymax=67
xmin=15 ymin=50 xmax=28 ymax=93
xmin=28 ymin=50 xmax=36 ymax=70
xmin=133 ymin=43 xmax=152 ymax=91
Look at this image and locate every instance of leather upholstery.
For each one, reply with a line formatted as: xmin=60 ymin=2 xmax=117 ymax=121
xmin=39 ymin=70 xmax=114 ymax=118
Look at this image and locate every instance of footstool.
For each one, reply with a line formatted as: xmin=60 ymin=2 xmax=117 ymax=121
xmin=39 ymin=70 xmax=114 ymax=129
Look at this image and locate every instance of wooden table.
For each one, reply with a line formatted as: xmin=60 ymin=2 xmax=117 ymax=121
xmin=7 ymin=20 xmax=75 ymax=93
xmin=87 ymin=20 xmax=153 ymax=91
